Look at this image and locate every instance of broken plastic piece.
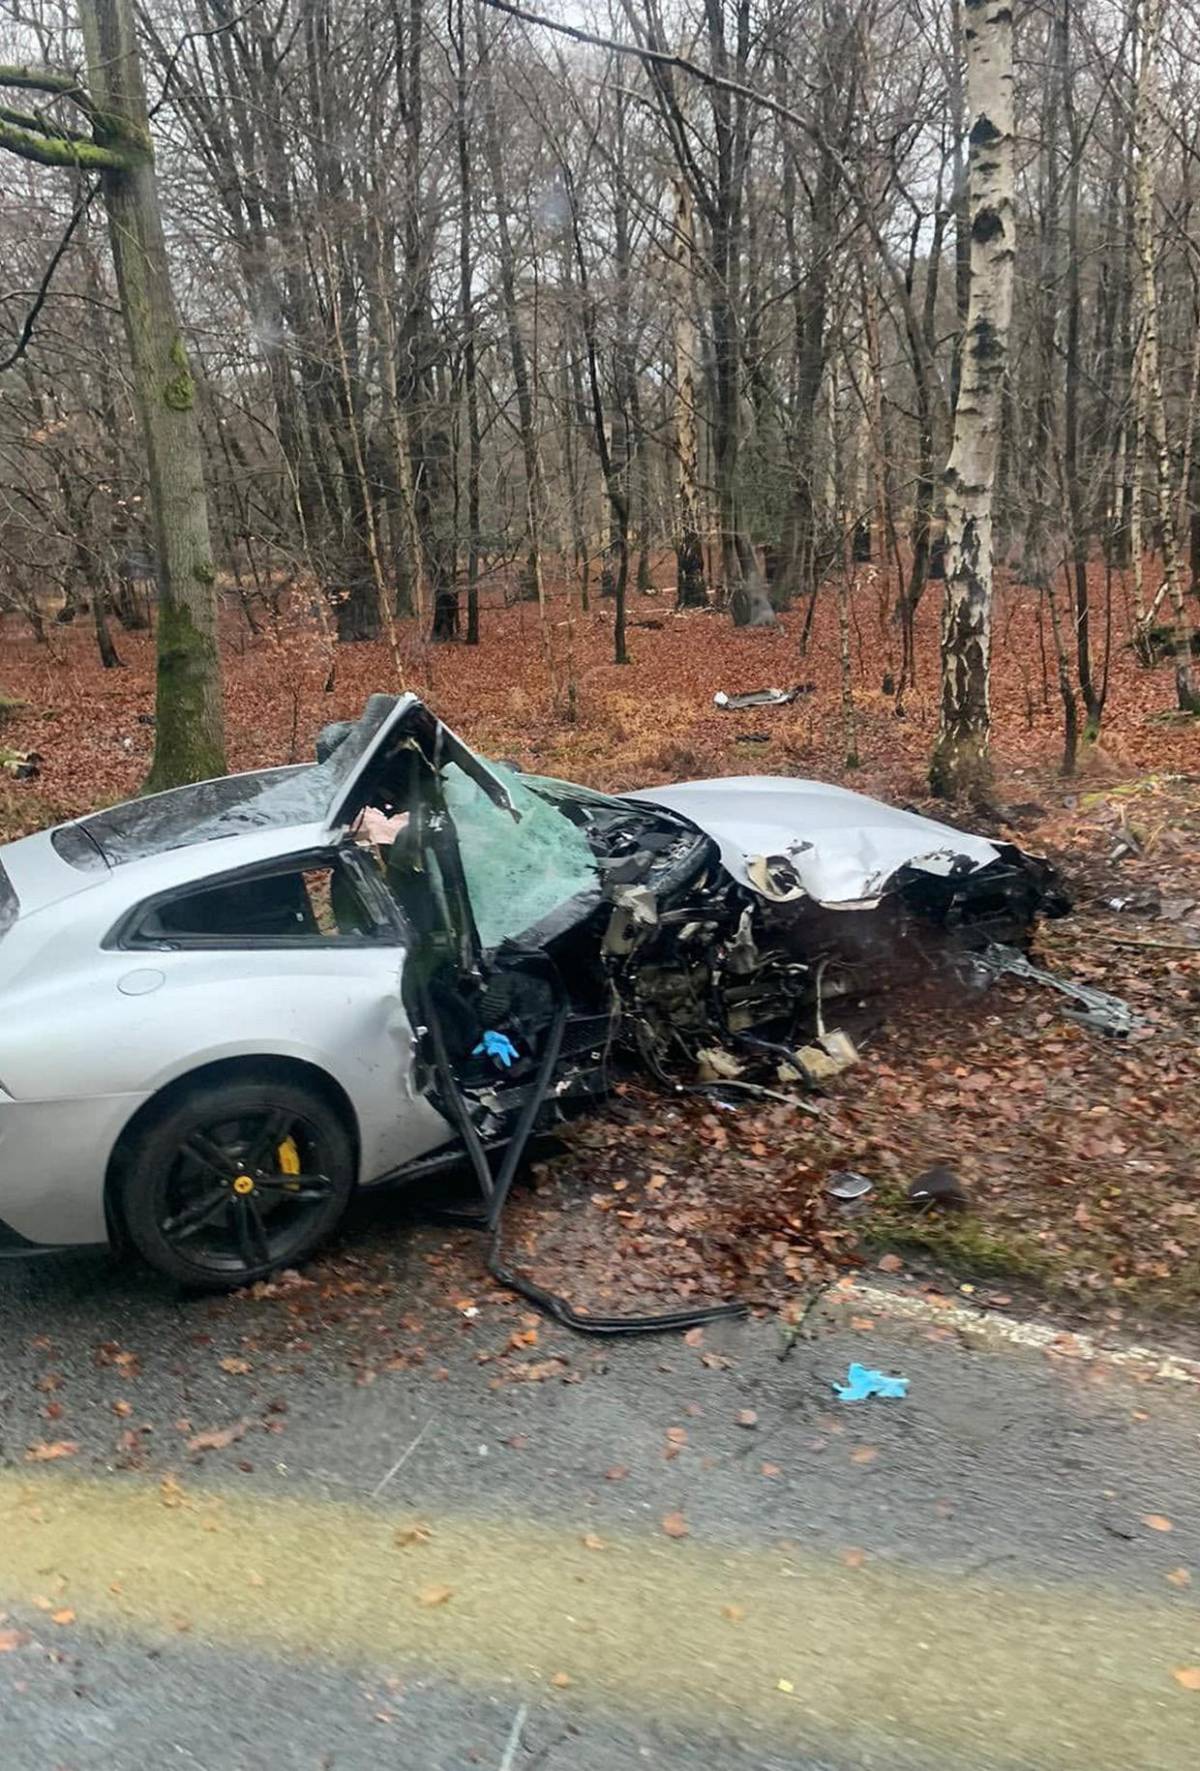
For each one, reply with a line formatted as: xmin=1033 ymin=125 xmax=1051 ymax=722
xmin=792 ymin=1045 xmax=842 ymax=1083
xmin=818 ymin=1029 xmax=858 ymax=1068
xmin=473 ymin=1030 xmax=519 ymax=1068
xmin=834 ymin=1363 xmax=908 ymax=1402
xmin=696 ymin=1046 xmax=746 ymax=1082
xmin=744 ymin=853 xmax=807 ymax=902
xmin=713 ymin=687 xmax=803 ymax=710
xmin=971 ymin=943 xmax=1143 ymax=1037
xmin=826 ymin=1171 xmax=874 ymax=1201
xmin=792 ymin=1031 xmax=858 ymax=1084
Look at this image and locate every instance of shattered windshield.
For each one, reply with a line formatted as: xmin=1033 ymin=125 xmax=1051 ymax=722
xmin=518 ymin=772 xmax=633 ymax=811
xmin=441 ymin=761 xmax=600 ymax=949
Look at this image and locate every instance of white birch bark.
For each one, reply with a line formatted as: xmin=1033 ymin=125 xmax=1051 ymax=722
xmin=1132 ymin=0 xmax=1199 ymax=708
xmin=930 ymin=0 xmax=1015 ymax=797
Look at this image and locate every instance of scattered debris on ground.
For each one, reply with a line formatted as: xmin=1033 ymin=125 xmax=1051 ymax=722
xmin=1 ymin=587 xmax=1197 ymax=1328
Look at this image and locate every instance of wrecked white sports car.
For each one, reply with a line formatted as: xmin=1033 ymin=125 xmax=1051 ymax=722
xmin=0 ymin=693 xmax=1064 ymax=1301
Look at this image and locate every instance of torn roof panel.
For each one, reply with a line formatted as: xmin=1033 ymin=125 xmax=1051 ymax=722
xmin=627 ymin=776 xmax=1002 ymax=907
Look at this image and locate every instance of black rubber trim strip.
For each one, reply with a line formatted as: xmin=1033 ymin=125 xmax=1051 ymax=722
xmin=418 ymin=975 xmax=747 ymax=1336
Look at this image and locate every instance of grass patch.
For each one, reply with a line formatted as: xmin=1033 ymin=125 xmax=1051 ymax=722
xmin=864 ymin=1192 xmax=1070 ymax=1289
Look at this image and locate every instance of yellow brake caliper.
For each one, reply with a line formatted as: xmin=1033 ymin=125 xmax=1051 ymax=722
xmin=277 ymin=1135 xmax=301 ymax=1189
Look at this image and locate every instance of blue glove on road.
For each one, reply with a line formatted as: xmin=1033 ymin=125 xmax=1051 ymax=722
xmin=834 ymin=1363 xmax=909 ymax=1402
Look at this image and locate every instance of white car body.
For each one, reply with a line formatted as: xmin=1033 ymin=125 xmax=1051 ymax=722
xmin=0 ymin=694 xmax=1044 ymax=1261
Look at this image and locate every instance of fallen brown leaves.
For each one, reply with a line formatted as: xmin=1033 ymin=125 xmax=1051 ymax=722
xmin=661 ymin=1511 xmax=689 ymax=1539
xmin=393 ymin=1523 xmax=433 ymax=1549
xmin=187 ymin=1422 xmax=246 ymax=1453
xmin=25 ymin=1440 xmax=78 ymax=1462
xmin=3 ymin=579 xmax=1196 ymax=1331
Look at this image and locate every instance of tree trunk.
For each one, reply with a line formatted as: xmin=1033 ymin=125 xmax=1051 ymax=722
xmin=79 ymin=0 xmax=225 ymax=788
xmin=455 ymin=0 xmax=482 ymax=645
xmin=948 ymin=0 xmax=972 ymax=418
xmin=477 ymin=1 xmax=545 ymax=607
xmin=1059 ymin=2 xmax=1104 ymax=737
xmin=1044 ymin=575 xmax=1079 ymax=777
xmin=1019 ymin=3 xmax=1060 ymax=597
xmin=93 ymin=582 xmax=123 ymax=669
xmin=564 ymin=158 xmax=629 ymax=665
xmin=930 ymin=0 xmax=1016 ymax=799
xmin=670 ymin=178 xmax=707 ymax=608
xmin=777 ymin=121 xmax=838 ymax=613
xmin=898 ymin=196 xmax=949 ymax=684
xmin=1131 ymin=0 xmax=1200 ymax=710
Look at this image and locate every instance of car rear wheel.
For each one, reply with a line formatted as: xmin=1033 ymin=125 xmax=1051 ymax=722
xmin=117 ymin=1075 xmax=354 ymax=1289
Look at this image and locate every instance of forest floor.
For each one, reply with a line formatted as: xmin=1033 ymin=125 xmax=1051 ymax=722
xmin=1 ymin=561 xmax=1198 ymax=1339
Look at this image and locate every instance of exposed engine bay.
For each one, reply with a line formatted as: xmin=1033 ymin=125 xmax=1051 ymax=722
xmin=396 ymin=761 xmax=1063 ymax=1121
xmin=321 ymin=694 xmax=1074 ymax=1331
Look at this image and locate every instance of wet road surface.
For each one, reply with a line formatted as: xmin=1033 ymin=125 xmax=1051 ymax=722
xmin=1 ymin=1228 xmax=1197 ymax=1769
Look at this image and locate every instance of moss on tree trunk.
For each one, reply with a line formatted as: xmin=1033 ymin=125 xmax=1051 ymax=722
xmin=80 ymin=0 xmax=226 ymax=790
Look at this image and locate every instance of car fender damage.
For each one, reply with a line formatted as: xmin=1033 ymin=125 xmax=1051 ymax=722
xmin=313 ymin=696 xmax=1122 ymax=1333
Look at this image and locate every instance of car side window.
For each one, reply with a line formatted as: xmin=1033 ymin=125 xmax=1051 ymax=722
xmin=128 ymin=858 xmax=383 ymax=947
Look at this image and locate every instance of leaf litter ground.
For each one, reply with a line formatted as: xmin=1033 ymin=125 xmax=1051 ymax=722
xmin=1 ymin=565 xmax=1197 ymax=1343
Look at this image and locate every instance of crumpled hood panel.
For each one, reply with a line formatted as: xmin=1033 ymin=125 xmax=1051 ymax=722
xmin=628 ymin=776 xmax=1002 ymax=907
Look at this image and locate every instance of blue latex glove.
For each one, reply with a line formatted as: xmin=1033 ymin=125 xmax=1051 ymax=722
xmin=834 ymin=1363 xmax=909 ymax=1402
xmin=473 ymin=1029 xmax=519 ymax=1069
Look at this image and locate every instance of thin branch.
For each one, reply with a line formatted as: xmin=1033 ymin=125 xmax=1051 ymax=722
xmin=0 ymin=63 xmax=95 ymax=115
xmin=478 ymin=0 xmax=949 ymax=432
xmin=0 ymin=101 xmax=89 ymax=142
xmin=0 ymin=181 xmax=100 ymax=374
xmin=141 ymin=6 xmax=256 ymax=120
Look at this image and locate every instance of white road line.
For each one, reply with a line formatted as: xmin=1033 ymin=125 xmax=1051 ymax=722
xmin=370 ymin=1419 xmax=433 ymax=1498
xmin=497 ymin=1701 xmax=529 ymax=1771
xmin=837 ymin=1281 xmax=1200 ymax=1386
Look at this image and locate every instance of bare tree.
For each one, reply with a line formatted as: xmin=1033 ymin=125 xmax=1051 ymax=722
xmin=2 ymin=0 xmax=226 ymax=786
xmin=1131 ymin=0 xmax=1199 ymax=710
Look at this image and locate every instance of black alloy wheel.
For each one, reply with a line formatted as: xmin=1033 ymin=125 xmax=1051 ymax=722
xmin=117 ymin=1075 xmax=354 ymax=1288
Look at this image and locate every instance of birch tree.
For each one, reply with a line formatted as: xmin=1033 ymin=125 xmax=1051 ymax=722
xmin=929 ymin=0 xmax=1016 ymax=798
xmin=1131 ymin=0 xmax=1199 ymax=712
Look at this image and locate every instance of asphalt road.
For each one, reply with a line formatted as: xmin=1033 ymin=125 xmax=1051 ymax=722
xmin=1 ymin=1218 xmax=1198 ymax=1771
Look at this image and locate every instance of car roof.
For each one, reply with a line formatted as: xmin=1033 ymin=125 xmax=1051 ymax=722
xmin=2 ymin=813 xmax=337 ymax=925
xmin=44 ymin=694 xmax=413 ymax=882
xmin=50 ymin=765 xmax=326 ymax=873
